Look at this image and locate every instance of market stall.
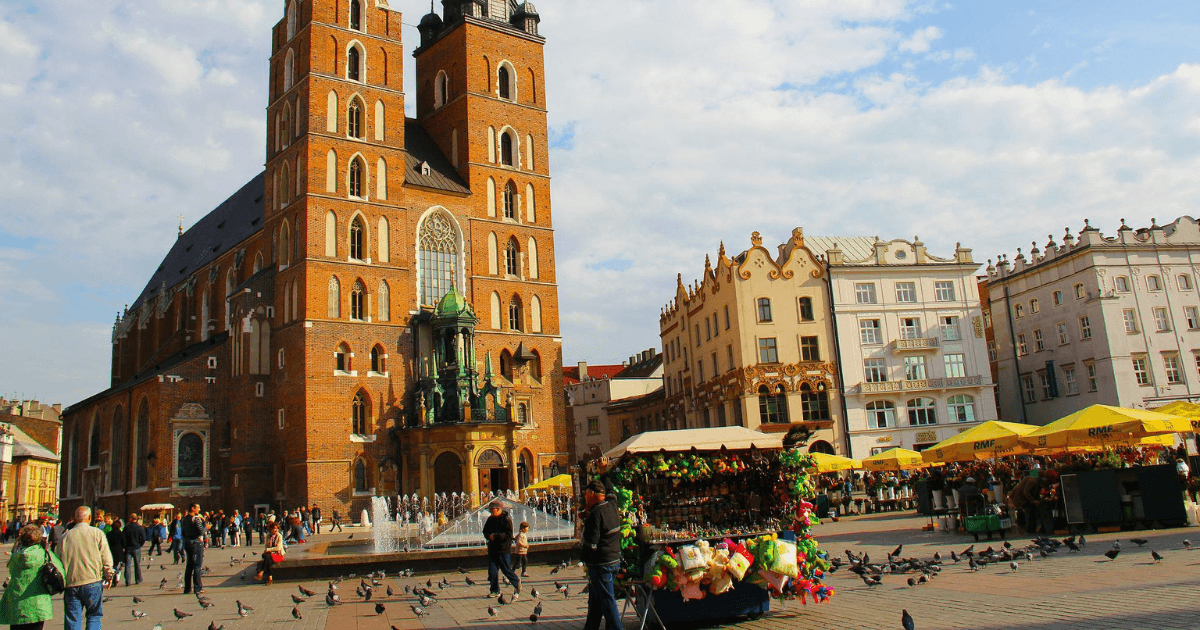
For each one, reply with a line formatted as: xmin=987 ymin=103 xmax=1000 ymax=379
xmin=598 ymin=427 xmax=834 ymax=626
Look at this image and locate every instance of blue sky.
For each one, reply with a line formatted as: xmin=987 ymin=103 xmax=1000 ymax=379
xmin=2 ymin=0 xmax=1200 ymax=406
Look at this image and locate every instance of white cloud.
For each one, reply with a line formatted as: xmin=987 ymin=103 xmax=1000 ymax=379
xmin=899 ymin=25 xmax=943 ymax=53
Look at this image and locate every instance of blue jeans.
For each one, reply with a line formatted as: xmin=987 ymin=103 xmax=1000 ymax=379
xmin=487 ymin=550 xmax=521 ymax=593
xmin=64 ymin=580 xmax=104 ymax=630
xmin=584 ymin=561 xmax=622 ymax=630
xmin=124 ymin=549 xmax=142 ymax=585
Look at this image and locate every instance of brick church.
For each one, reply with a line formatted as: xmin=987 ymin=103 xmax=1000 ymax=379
xmin=60 ymin=0 xmax=568 ymax=519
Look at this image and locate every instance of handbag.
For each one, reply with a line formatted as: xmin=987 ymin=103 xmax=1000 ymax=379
xmin=269 ymin=552 xmax=284 ymax=563
xmin=39 ymin=545 xmax=66 ymax=596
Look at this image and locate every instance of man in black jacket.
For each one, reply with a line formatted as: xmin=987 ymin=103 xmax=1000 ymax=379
xmin=482 ymin=501 xmax=521 ymax=599
xmin=182 ymin=503 xmax=207 ymax=594
xmin=582 ymin=479 xmax=622 ymax=630
xmin=123 ymin=514 xmax=148 ymax=585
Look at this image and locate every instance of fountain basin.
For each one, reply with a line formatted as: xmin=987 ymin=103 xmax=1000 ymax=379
xmin=271 ymin=539 xmax=580 ymax=581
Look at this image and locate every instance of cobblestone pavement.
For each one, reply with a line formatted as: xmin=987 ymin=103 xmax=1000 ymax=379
xmin=35 ymin=516 xmax=1200 ymax=630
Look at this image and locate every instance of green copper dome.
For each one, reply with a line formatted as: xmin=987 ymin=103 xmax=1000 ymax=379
xmin=435 ymin=284 xmax=472 ymax=318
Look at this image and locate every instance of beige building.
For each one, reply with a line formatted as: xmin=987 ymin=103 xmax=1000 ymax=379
xmin=659 ymin=229 xmax=845 ymax=454
xmin=564 ymin=351 xmax=663 ymax=463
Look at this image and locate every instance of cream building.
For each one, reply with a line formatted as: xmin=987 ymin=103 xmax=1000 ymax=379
xmin=805 ymin=236 xmax=997 ymax=458
xmin=659 ymin=229 xmax=845 ymax=454
xmin=565 ymin=350 xmax=664 ymax=462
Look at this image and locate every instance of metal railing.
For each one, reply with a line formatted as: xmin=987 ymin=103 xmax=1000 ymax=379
xmin=859 ymin=375 xmax=984 ymax=393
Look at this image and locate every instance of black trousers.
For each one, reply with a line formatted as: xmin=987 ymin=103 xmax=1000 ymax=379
xmin=183 ymin=540 xmax=205 ymax=592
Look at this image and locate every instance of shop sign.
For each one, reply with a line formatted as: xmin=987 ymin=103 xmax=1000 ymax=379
xmin=876 ymin=436 xmax=893 ymax=444
xmin=915 ymin=430 xmax=938 ymax=442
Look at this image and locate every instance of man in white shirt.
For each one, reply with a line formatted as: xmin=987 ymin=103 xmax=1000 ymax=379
xmin=61 ymin=506 xmax=114 ymax=630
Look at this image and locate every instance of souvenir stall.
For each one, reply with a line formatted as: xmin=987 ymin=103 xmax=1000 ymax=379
xmin=598 ymin=427 xmax=836 ymax=626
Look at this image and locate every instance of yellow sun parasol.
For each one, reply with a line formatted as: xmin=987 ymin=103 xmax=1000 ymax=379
xmin=1151 ymin=401 xmax=1200 ymax=430
xmin=921 ymin=421 xmax=1038 ymax=463
xmin=1020 ymin=404 xmax=1192 ymax=451
xmin=524 ymin=474 xmax=573 ymax=491
xmin=807 ymin=452 xmax=863 ymax=473
xmin=862 ymin=447 xmax=927 ymax=471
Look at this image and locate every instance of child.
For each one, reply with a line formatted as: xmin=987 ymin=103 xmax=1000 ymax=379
xmin=513 ymin=521 xmax=530 ymax=577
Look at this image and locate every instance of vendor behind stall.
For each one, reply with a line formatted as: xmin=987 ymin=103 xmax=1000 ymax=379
xmin=582 ymin=479 xmax=622 ymax=630
xmin=1007 ymin=473 xmax=1043 ymax=534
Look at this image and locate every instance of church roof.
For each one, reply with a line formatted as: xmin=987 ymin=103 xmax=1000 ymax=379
xmin=129 ymin=173 xmax=266 ymax=312
xmin=802 ymin=235 xmax=879 ymax=262
xmin=404 ymin=119 xmax=471 ymax=194
xmin=434 ymin=284 xmax=473 ymax=318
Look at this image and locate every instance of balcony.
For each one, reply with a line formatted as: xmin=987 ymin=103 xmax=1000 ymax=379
xmin=892 ymin=337 xmax=939 ymax=352
xmin=857 ymin=375 xmax=984 ymax=394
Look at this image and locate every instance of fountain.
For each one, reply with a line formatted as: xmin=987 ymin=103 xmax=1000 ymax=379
xmin=371 ymin=496 xmax=400 ymax=553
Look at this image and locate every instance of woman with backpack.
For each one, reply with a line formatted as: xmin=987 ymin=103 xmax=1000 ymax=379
xmin=0 ymin=524 xmax=66 ymax=630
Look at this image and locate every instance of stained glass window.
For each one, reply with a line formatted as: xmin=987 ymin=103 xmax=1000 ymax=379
xmin=419 ymin=211 xmax=458 ymax=306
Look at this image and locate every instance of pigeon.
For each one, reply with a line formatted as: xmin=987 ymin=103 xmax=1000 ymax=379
xmin=890 ymin=544 xmax=903 ymax=559
xmin=1104 ymin=549 xmax=1120 ymax=561
xmin=1040 ymin=549 xmax=1049 ymax=559
xmin=530 ymin=587 xmax=539 ymax=598
xmin=427 ymin=579 xmax=434 ymax=588
xmin=159 ymin=578 xmax=169 ymax=589
xmin=549 ymin=566 xmax=559 ymax=575
xmin=466 ymin=576 xmax=476 ymax=586
xmin=1112 ymin=541 xmax=1121 ymax=551
xmin=458 ymin=567 xmax=469 ymax=574
xmin=488 ymin=606 xmax=497 ymax=617
xmin=949 ymin=551 xmax=959 ymax=564
xmin=498 ymin=593 xmax=511 ymax=605
xmin=1184 ymin=539 xmax=1193 ymax=549
xmin=237 ymin=601 xmax=254 ymax=617
xmin=560 ymin=585 xmax=570 ymax=598
xmin=932 ymin=552 xmax=941 ymax=563
xmin=1152 ymin=550 xmax=1163 ymax=563
xmin=132 ymin=611 xmax=148 ymax=619
xmin=529 ymin=614 xmax=538 ymax=623
xmin=961 ymin=545 xmax=974 ymax=557
xmin=1063 ymin=539 xmax=1080 ymax=552
xmin=292 ymin=607 xmax=302 ymax=620
xmin=208 ymin=623 xmax=224 ymax=630
xmin=375 ymin=603 xmax=386 ymax=615
xmin=326 ymin=592 xmax=342 ymax=606
xmin=1009 ymin=561 xmax=1018 ymax=572
xmin=553 ymin=581 xmax=563 ymax=591
xmin=199 ymin=600 xmax=215 ymax=610
xmin=411 ymin=605 xmax=427 ymax=617
xmin=906 ymin=577 xmax=916 ymax=588
xmin=102 ymin=597 xmax=113 ymax=603
xmin=133 ymin=596 xmax=144 ymax=604
xmin=173 ymin=609 xmax=193 ymax=620
xmin=968 ymin=558 xmax=980 ymax=572
xmin=902 ymin=609 xmax=915 ymax=630
xmin=404 ymin=585 xmax=411 ymax=595
xmin=292 ymin=595 xmax=306 ymax=604
xmin=365 ymin=588 xmax=373 ymax=602
xmin=1078 ymin=534 xmax=1087 ymax=548
xmin=860 ymin=574 xmax=881 ymax=587
xmin=300 ymin=585 xmax=317 ymax=597
xmin=153 ymin=625 xmax=163 ymax=630
xmin=349 ymin=534 xmax=354 ymax=539
xmin=1130 ymin=538 xmax=1149 ymax=548
xmin=533 ymin=602 xmax=543 ymax=616
xmin=581 ymin=584 xmax=590 ymax=595
xmin=387 ymin=585 xmax=394 ymax=597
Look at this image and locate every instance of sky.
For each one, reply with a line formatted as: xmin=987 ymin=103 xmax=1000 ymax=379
xmin=3 ymin=0 xmax=1200 ymax=406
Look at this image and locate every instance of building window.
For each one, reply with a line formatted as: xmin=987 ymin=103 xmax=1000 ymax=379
xmin=866 ymin=401 xmax=895 ymax=429
xmin=940 ymin=316 xmax=961 ymax=341
xmin=855 ymin=283 xmax=877 ymax=304
xmin=1017 ymin=334 xmax=1028 ymax=356
xmin=504 ymin=238 xmax=519 ymax=275
xmin=947 ymin=395 xmax=975 ymax=423
xmin=800 ymin=336 xmax=820 ymax=361
xmin=712 ymin=313 xmax=719 ymax=336
xmin=904 ymin=356 xmax=927 ymax=381
xmin=508 ymin=297 xmax=523 ymax=331
xmin=1085 ymin=361 xmax=1098 ymax=392
xmin=1179 ymin=274 xmax=1193 ymax=290
xmin=758 ymin=385 xmax=789 ymax=424
xmin=859 ymin=319 xmax=882 ymax=345
xmin=348 ymin=158 xmax=364 ymax=197
xmin=1132 ymin=357 xmax=1150 ymax=386
xmin=328 ymin=276 xmax=341 ymax=318
xmin=934 ymin=281 xmax=956 ymax=301
xmin=756 ymin=298 xmax=772 ymax=322
xmin=1029 ymin=299 xmax=1040 ymax=314
xmin=800 ymin=384 xmax=829 ymax=422
xmin=500 ymin=132 xmax=514 ymax=166
xmin=349 ymin=0 xmax=362 ymax=30
xmin=1057 ymin=322 xmax=1069 ymax=345
xmin=758 ymin=338 xmax=778 ymax=363
xmin=1147 ymin=275 xmax=1163 ymax=291
xmin=370 ymin=346 xmax=385 ymax=373
xmin=1039 ymin=370 xmax=1053 ymax=399
xmin=899 ymin=317 xmax=921 ymax=340
xmin=987 ymin=341 xmax=997 ymax=362
xmin=498 ymin=65 xmax=511 ymax=100
xmin=377 ymin=280 xmax=390 ymax=322
xmin=349 ymin=280 xmax=365 ymax=320
xmin=418 ymin=210 xmax=459 ymax=306
xmin=176 ymin=432 xmax=205 ymax=483
xmin=695 ymin=325 xmax=701 ymax=346
xmin=705 ymin=318 xmax=711 ymax=340
xmin=335 ymin=342 xmax=351 ymax=372
xmin=1154 ymin=307 xmax=1170 ymax=332
xmin=1165 ymin=354 xmax=1184 ymax=384
xmin=354 ymin=459 xmax=368 ymax=493
xmin=798 ymin=297 xmax=814 ymax=321
xmin=347 ymin=46 xmax=361 ymax=81
xmin=724 ymin=305 xmax=730 ymax=330
xmin=352 ymin=391 xmax=368 ymax=434
xmin=1063 ymin=364 xmax=1078 ymax=395
xmin=895 ymin=282 xmax=916 ymax=303
xmin=1014 ymin=304 xmax=1024 ymax=318
xmin=1052 ymin=290 xmax=1064 ymax=306
xmin=1123 ymin=309 xmax=1139 ymax=333
xmin=1115 ymin=276 xmax=1130 ymax=292
xmin=517 ymin=403 xmax=529 ymax=425
xmin=907 ymin=398 xmax=937 ymax=426
xmin=1022 ymin=374 xmax=1036 ymax=403
xmin=1074 ymin=283 xmax=1086 ymax=299
xmin=864 ymin=358 xmax=887 ymax=383
xmin=1187 ymin=307 xmax=1200 ymax=330
xmin=347 ymin=99 xmax=363 ymax=138
xmin=1079 ymin=316 xmax=1092 ymax=340
xmin=711 ymin=352 xmax=718 ymax=377
xmin=696 ymin=361 xmax=704 ymax=382
xmin=503 ymin=181 xmax=516 ymax=218
xmin=586 ymin=417 xmax=600 ymax=435
xmin=944 ymin=353 xmax=966 ymax=378
xmin=1033 ymin=329 xmax=1044 ymax=351
xmin=349 ymin=216 xmax=365 ymax=260
xmin=726 ymin=345 xmax=734 ymax=371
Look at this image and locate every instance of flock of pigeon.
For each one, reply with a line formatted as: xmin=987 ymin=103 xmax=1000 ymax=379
xmin=829 ymin=535 xmax=1196 ymax=629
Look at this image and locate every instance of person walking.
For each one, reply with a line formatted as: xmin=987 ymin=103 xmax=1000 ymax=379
xmin=169 ymin=515 xmax=184 ymax=565
xmin=103 ymin=519 xmax=123 ymax=587
xmin=513 ymin=521 xmax=530 ymax=578
xmin=581 ymin=479 xmax=623 ymax=630
xmin=241 ymin=513 xmax=254 ymax=549
xmin=147 ymin=518 xmax=163 ymax=557
xmin=47 ymin=519 xmax=65 ymax=557
xmin=61 ymin=506 xmax=114 ymax=630
xmin=122 ymin=514 xmax=146 ymax=586
xmin=482 ymin=501 xmax=520 ymax=599
xmin=310 ymin=504 xmax=322 ymax=535
xmin=181 ymin=503 xmax=207 ymax=594
xmin=0 ymin=524 xmax=65 ymax=630
xmin=254 ymin=521 xmax=285 ymax=586
xmin=330 ymin=508 xmax=343 ymax=533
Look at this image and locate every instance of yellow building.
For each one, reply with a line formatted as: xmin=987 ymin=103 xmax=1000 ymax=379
xmin=659 ymin=229 xmax=846 ymax=454
xmin=2 ymin=424 xmax=59 ymax=522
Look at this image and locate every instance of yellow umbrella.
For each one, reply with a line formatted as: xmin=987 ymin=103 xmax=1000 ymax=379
xmin=862 ymin=447 xmax=926 ymax=471
xmin=1021 ymin=404 xmax=1192 ymax=451
xmin=525 ymin=474 xmax=572 ymax=491
xmin=807 ymin=452 xmax=862 ymax=473
xmin=1152 ymin=401 xmax=1200 ymax=429
xmin=921 ymin=421 xmax=1038 ymax=463
xmin=1031 ymin=432 xmax=1176 ymax=455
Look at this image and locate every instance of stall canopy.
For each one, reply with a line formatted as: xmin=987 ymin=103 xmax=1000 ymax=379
xmin=808 ymin=452 xmax=862 ymax=473
xmin=604 ymin=426 xmax=785 ymax=459
xmin=1152 ymin=400 xmax=1200 ymax=426
xmin=525 ymin=474 xmax=572 ymax=491
xmin=922 ymin=421 xmax=1038 ymax=463
xmin=139 ymin=503 xmax=175 ymax=511
xmin=862 ymin=447 xmax=927 ymax=471
xmin=1021 ymin=405 xmax=1191 ymax=451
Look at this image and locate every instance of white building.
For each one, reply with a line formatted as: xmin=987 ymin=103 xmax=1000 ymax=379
xmin=984 ymin=217 xmax=1200 ymax=425
xmin=565 ymin=351 xmax=663 ymax=463
xmin=806 ymin=236 xmax=998 ymax=458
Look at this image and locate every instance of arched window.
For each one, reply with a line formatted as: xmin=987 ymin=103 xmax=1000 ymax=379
xmin=498 ymin=64 xmax=511 ymax=99
xmin=377 ymin=280 xmax=390 ymax=321
xmin=527 ymin=237 xmax=538 ymax=278
xmin=503 ymin=180 xmax=516 ymax=218
xmin=88 ymin=415 xmax=101 ymax=467
xmin=505 ymin=238 xmax=519 ymax=276
xmin=347 ymin=99 xmax=363 ymax=138
xmin=279 ymin=220 xmax=291 ymax=267
xmin=500 ymin=349 xmax=514 ymax=381
xmin=517 ymin=403 xmax=528 ymax=425
xmin=799 ymin=383 xmax=830 ymax=422
xmin=865 ymin=400 xmax=895 ymax=429
xmin=370 ymin=345 xmax=385 ymax=373
xmin=348 ymin=158 xmax=364 ymax=198
xmin=328 ymin=276 xmax=341 ymax=317
xmin=325 ymin=210 xmax=337 ymax=256
xmin=525 ymin=183 xmax=535 ymax=221
xmin=352 ymin=391 xmax=369 ymax=434
xmin=350 ymin=280 xmax=365 ymax=320
xmin=500 ymin=131 xmax=514 ymax=166
xmin=530 ymin=295 xmax=542 ymax=332
xmin=354 ymin=459 xmax=368 ymax=492
xmin=529 ymin=350 xmax=542 ymax=381
xmin=109 ymin=406 xmax=125 ymax=491
xmin=176 ymin=432 xmax=204 ymax=482
xmin=286 ymin=1 xmax=297 ymax=39
xmin=253 ymin=252 xmax=264 ymax=274
xmin=135 ymin=398 xmax=150 ymax=487
xmin=948 ymin=394 xmax=976 ymax=423
xmin=809 ymin=440 xmax=835 ymax=455
xmin=374 ymin=100 xmax=385 ymax=140
xmin=487 ymin=232 xmax=499 ymax=274
xmin=526 ymin=135 xmax=534 ymax=171
xmin=347 ymin=46 xmax=362 ymax=81
xmin=326 ymin=148 xmax=337 ymax=192
xmin=907 ymin=397 xmax=937 ymax=426
xmin=326 ymin=90 xmax=338 ymax=132
xmin=349 ymin=216 xmax=365 ymax=260
xmin=435 ymin=71 xmax=449 ymax=107
xmin=280 ymin=168 xmax=290 ymax=207
xmin=335 ymin=342 xmax=351 ymax=372
xmin=490 ymin=291 xmax=502 ymax=329
xmin=349 ymin=0 xmax=362 ymax=31
xmin=64 ymin=426 xmax=77 ymax=496
xmin=508 ymin=296 xmax=523 ymax=331
xmin=284 ymin=49 xmax=295 ymax=91
xmin=758 ymin=384 xmax=789 ymax=424
xmin=418 ymin=210 xmax=459 ymax=306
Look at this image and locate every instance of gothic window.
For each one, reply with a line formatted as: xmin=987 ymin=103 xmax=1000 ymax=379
xmin=286 ymin=1 xmax=297 ymax=39
xmin=435 ymin=71 xmax=449 ymax=107
xmin=279 ymin=220 xmax=291 ymax=267
xmin=176 ymin=432 xmax=204 ymax=481
xmin=350 ymin=280 xmax=365 ymax=320
xmin=503 ymin=181 xmax=516 ymax=218
xmin=530 ymin=295 xmax=542 ymax=332
xmin=498 ymin=64 xmax=511 ymax=100
xmin=500 ymin=132 xmax=514 ymax=166
xmin=325 ymin=210 xmax=337 ymax=256
xmin=370 ymin=345 xmax=385 ymax=373
xmin=109 ymin=406 xmax=125 ymax=491
xmin=284 ymin=49 xmax=295 ymax=91
xmin=377 ymin=280 xmax=390 ymax=321
xmin=328 ymin=276 xmax=341 ymax=317
xmin=335 ymin=342 xmax=351 ymax=372
xmin=505 ymin=238 xmax=519 ymax=276
xmin=347 ymin=99 xmax=363 ymax=138
xmin=508 ymin=296 xmax=523 ymax=331
xmin=352 ymin=391 xmax=368 ymax=434
xmin=354 ymin=459 xmax=368 ymax=492
xmin=349 ymin=216 xmax=365 ymax=259
xmin=418 ymin=210 xmax=459 ymax=306
xmin=349 ymin=0 xmax=362 ymax=31
xmin=88 ymin=415 xmax=101 ymax=467
xmin=758 ymin=384 xmax=789 ymax=424
xmin=530 ymin=350 xmax=542 ymax=381
xmin=500 ymin=349 xmax=514 ymax=381
xmin=135 ymin=397 xmax=149 ymax=487
xmin=347 ymin=46 xmax=362 ymax=81
xmin=348 ymin=158 xmax=364 ymax=198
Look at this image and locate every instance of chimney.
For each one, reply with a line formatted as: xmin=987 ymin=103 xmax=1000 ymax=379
xmin=577 ymin=361 xmax=588 ymax=381
xmin=52 ymin=403 xmax=62 ymax=415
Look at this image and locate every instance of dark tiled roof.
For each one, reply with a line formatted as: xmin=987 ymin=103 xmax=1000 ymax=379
xmin=617 ymin=354 xmax=663 ymax=378
xmin=603 ymin=387 xmax=665 ymax=412
xmin=562 ymin=364 xmax=627 ymax=385
xmin=404 ymin=119 xmax=470 ymax=195
xmin=129 ymin=173 xmax=266 ymax=311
